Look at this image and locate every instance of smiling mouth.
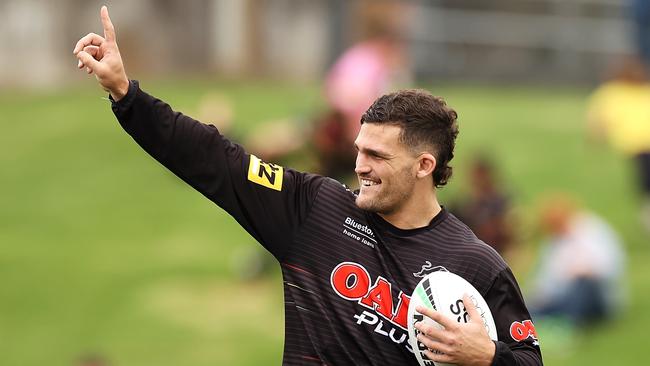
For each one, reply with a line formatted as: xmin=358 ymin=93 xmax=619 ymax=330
xmin=360 ymin=178 xmax=381 ymax=187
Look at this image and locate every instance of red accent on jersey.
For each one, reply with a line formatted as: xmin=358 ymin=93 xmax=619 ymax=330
xmin=331 ymin=262 xmax=410 ymax=329
xmin=360 ymin=277 xmax=394 ymax=320
xmin=510 ymin=320 xmax=538 ymax=342
xmin=391 ymin=292 xmax=410 ymax=328
xmin=330 ymin=262 xmax=371 ymax=300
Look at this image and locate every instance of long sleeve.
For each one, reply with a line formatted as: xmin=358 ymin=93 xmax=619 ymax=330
xmin=110 ymin=81 xmax=324 ymax=259
xmin=486 ymin=268 xmax=543 ymax=366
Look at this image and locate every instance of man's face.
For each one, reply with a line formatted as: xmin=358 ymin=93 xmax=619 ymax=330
xmin=354 ymin=123 xmax=419 ymax=214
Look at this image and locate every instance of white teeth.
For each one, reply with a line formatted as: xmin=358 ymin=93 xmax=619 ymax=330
xmin=361 ymin=179 xmax=379 ymax=187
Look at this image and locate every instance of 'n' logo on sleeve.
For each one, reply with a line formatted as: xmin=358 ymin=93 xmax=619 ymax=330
xmin=247 ymin=154 xmax=284 ymax=191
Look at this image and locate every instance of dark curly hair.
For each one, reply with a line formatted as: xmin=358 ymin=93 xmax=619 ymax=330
xmin=360 ymin=89 xmax=459 ymax=187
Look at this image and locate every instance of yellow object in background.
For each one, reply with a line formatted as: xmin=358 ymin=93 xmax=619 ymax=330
xmin=587 ymin=81 xmax=650 ymax=156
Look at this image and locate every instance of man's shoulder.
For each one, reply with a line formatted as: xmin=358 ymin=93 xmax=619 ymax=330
xmin=310 ymin=176 xmax=357 ymax=201
xmin=290 ymin=174 xmax=362 ymax=221
xmin=442 ymin=212 xmax=508 ymax=268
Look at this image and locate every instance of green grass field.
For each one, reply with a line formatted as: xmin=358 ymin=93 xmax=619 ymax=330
xmin=1 ymin=79 xmax=648 ymax=365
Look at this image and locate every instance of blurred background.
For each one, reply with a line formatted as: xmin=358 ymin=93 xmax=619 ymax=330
xmin=1 ymin=0 xmax=649 ymax=365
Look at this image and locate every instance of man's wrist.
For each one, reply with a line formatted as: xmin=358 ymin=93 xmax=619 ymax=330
xmin=110 ymin=77 xmax=130 ymax=101
xmin=474 ymin=339 xmax=497 ymax=366
xmin=483 ymin=340 xmax=498 ymax=366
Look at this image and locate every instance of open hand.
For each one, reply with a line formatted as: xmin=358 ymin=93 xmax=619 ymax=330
xmin=415 ymin=294 xmax=496 ymax=366
xmin=73 ymin=6 xmax=129 ymax=101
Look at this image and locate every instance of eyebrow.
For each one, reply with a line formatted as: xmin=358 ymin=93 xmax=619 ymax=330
xmin=354 ymin=143 xmax=393 ymax=159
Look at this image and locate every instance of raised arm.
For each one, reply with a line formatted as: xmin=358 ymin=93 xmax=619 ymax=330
xmin=73 ymin=6 xmax=129 ymax=101
xmin=71 ymin=6 xmax=325 ymax=260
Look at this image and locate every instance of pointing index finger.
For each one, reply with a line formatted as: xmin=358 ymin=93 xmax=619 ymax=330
xmin=463 ymin=293 xmax=482 ymax=324
xmin=415 ymin=305 xmax=458 ymax=331
xmin=101 ymin=6 xmax=116 ymax=42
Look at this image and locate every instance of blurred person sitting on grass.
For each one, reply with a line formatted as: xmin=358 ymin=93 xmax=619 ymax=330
xmin=586 ymin=56 xmax=650 ymax=232
xmin=528 ymin=194 xmax=626 ymax=328
xmin=73 ymin=6 xmax=542 ymax=365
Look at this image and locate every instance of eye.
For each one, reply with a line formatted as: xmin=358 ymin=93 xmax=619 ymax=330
xmin=370 ymin=153 xmax=386 ymax=161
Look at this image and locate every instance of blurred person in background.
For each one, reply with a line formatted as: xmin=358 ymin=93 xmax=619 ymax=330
xmin=450 ymin=156 xmax=514 ymax=256
xmin=586 ymin=56 xmax=650 ymax=231
xmin=528 ymin=194 xmax=625 ymax=328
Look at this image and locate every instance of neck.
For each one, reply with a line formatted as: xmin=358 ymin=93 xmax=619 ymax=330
xmin=378 ymin=187 xmax=441 ymax=230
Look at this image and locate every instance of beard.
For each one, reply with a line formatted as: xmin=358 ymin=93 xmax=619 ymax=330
xmin=355 ymin=167 xmax=415 ymax=214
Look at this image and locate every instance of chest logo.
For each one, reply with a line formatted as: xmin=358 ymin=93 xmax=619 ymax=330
xmin=342 ymin=217 xmax=376 ymax=248
xmin=330 ymin=262 xmax=409 ymax=329
xmin=413 ymin=261 xmax=447 ymax=278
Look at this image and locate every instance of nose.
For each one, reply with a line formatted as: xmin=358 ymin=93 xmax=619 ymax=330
xmin=355 ymin=152 xmax=370 ymax=175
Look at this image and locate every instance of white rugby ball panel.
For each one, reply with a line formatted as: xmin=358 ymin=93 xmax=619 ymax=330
xmin=407 ymin=271 xmax=497 ymax=366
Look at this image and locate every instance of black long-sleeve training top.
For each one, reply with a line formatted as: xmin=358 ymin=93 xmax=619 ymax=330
xmin=110 ymin=81 xmax=542 ymax=366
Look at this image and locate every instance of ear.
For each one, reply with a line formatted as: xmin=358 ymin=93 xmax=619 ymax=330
xmin=416 ymin=153 xmax=436 ymax=179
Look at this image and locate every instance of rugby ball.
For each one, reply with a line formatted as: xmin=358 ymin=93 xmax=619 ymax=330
xmin=407 ymin=271 xmax=497 ymax=366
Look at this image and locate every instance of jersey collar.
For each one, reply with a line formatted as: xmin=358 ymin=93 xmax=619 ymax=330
xmin=367 ymin=207 xmax=448 ymax=237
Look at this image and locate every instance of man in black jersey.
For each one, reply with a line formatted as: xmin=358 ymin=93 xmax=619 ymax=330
xmin=74 ymin=7 xmax=542 ymax=366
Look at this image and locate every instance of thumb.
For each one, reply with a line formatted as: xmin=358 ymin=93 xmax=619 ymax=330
xmin=76 ymin=50 xmax=102 ymax=73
